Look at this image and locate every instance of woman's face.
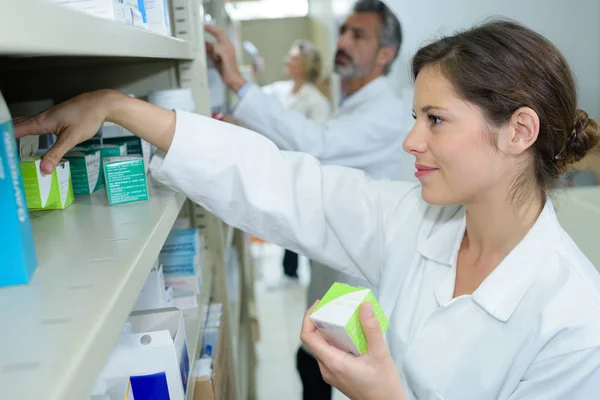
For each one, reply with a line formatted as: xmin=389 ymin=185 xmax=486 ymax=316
xmin=403 ymin=65 xmax=512 ymax=206
xmin=284 ymin=47 xmax=305 ymax=80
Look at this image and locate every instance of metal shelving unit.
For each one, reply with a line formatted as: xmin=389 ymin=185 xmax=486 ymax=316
xmin=0 ymin=181 xmax=186 ymax=400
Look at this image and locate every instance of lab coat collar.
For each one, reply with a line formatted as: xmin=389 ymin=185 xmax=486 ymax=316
xmin=340 ymin=76 xmax=391 ymax=110
xmin=422 ymin=200 xmax=562 ymax=322
xmin=418 ymin=206 xmax=466 ymax=267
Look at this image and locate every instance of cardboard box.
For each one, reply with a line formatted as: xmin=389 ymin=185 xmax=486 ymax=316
xmin=20 ymin=157 xmax=58 ymax=209
xmin=192 ymin=306 xmax=231 ymax=400
xmin=98 ymin=307 xmax=190 ymax=399
xmin=20 ymin=158 xmax=74 ymax=210
xmin=45 ymin=159 xmax=74 ymax=210
xmin=90 ymin=143 xmax=127 ymax=163
xmin=142 ymin=0 xmax=171 ymax=36
xmin=160 ymin=228 xmax=202 ymax=257
xmin=0 ymin=115 xmax=38 ymax=286
xmin=103 ymin=155 xmax=149 ymax=205
xmin=64 ymin=148 xmax=104 ymax=194
xmin=46 ymin=0 xmax=139 ymax=23
xmin=90 ymin=377 xmax=134 ymax=400
xmin=133 ymin=261 xmax=173 ymax=312
xmin=100 ymin=122 xmax=152 ymax=173
xmin=310 ymin=282 xmax=390 ymax=356
xmin=160 ymin=253 xmax=202 ymax=295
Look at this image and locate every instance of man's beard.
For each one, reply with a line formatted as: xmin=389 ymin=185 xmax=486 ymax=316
xmin=334 ymin=49 xmax=368 ymax=79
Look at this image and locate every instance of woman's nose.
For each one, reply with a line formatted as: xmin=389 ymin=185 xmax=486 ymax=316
xmin=403 ymin=125 xmax=427 ymax=154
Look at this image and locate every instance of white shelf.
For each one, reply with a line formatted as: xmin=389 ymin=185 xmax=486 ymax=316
xmin=0 ymin=0 xmax=193 ymax=59
xmin=0 ymin=179 xmax=186 ymax=400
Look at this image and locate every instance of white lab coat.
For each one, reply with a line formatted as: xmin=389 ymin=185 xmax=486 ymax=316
xmin=233 ymin=76 xmax=411 ymax=180
xmin=261 ymin=80 xmax=331 ymax=123
xmin=235 ymin=76 xmax=412 ymax=359
xmin=150 ymin=111 xmax=600 ymax=399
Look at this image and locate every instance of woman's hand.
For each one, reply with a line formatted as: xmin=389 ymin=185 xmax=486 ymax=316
xmin=14 ymin=90 xmax=176 ymax=174
xmin=301 ymin=301 xmax=407 ymax=400
xmin=14 ymin=90 xmax=117 ymax=174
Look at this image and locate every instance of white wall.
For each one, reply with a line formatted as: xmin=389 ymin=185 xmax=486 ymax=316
xmin=386 ymin=0 xmax=600 ymax=119
xmin=239 ymin=17 xmax=313 ymax=84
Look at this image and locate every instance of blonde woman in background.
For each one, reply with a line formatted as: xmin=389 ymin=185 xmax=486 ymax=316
xmin=261 ymin=40 xmax=332 ymax=288
xmin=262 ymin=40 xmax=331 ymax=123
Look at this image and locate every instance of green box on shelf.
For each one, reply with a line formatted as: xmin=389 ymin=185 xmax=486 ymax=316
xmin=103 ymin=155 xmax=149 ymax=206
xmin=310 ymin=282 xmax=390 ymax=356
xmin=20 ymin=158 xmax=74 ymax=210
xmin=89 ymin=143 xmax=127 ymax=163
xmin=99 ymin=123 xmax=151 ymax=173
xmin=64 ymin=147 xmax=104 ymax=195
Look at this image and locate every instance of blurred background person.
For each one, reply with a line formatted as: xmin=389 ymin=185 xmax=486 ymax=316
xmin=261 ymin=40 xmax=331 ymax=289
xmin=263 ymin=40 xmax=331 ymax=123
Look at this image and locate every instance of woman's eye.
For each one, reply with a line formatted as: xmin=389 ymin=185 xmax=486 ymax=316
xmin=428 ymin=114 xmax=443 ymax=125
xmin=411 ymin=111 xmax=417 ymax=120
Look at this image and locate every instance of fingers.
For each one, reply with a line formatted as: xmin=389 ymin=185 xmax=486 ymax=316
xmin=359 ymin=302 xmax=388 ymax=358
xmin=40 ymin=130 xmax=80 ymax=174
xmin=205 ymin=42 xmax=214 ymax=53
xmin=204 ymin=24 xmax=227 ymax=42
xmin=300 ymin=300 xmax=349 ymax=366
xmin=300 ymin=300 xmax=320 ymax=334
xmin=14 ymin=115 xmax=49 ymax=139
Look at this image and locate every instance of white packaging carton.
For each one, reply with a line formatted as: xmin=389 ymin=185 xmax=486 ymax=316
xmin=90 ymin=377 xmax=135 ymax=399
xmin=141 ymin=0 xmax=171 ymax=36
xmin=97 ymin=308 xmax=190 ymax=399
xmin=45 ymin=0 xmax=131 ymax=22
xmin=310 ymin=283 xmax=390 ymax=356
xmin=133 ymin=261 xmax=172 ymax=311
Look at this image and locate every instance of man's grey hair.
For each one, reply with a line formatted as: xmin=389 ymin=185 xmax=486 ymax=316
xmin=353 ymin=0 xmax=402 ymax=75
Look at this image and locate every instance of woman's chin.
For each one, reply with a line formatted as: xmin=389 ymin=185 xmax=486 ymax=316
xmin=420 ymin=186 xmax=458 ymax=206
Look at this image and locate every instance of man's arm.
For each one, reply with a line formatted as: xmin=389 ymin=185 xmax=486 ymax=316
xmin=204 ymin=25 xmax=404 ymax=169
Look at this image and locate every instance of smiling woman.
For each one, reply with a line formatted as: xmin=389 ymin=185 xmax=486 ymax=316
xmin=14 ymin=18 xmax=600 ymax=400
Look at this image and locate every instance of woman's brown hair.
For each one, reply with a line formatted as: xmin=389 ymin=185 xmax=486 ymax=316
xmin=412 ymin=20 xmax=600 ymax=197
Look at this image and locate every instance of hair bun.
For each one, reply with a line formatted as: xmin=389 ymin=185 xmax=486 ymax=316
xmin=563 ymin=109 xmax=600 ymax=165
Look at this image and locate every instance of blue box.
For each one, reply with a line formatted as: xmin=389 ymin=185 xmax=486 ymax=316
xmin=159 ymin=254 xmax=200 ymax=277
xmin=160 ymin=228 xmax=200 ymax=257
xmin=0 ymin=119 xmax=38 ymax=286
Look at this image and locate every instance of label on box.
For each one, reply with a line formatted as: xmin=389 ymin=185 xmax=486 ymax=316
xmin=311 ymin=283 xmax=390 ymax=356
xmin=90 ymin=143 xmax=127 ymax=163
xmin=104 ymin=156 xmax=148 ymax=205
xmin=20 ymin=158 xmax=59 ymax=209
xmin=65 ymin=149 xmax=103 ymax=194
xmin=42 ymin=159 xmax=75 ymax=210
xmin=180 ymin=341 xmax=189 ymax=394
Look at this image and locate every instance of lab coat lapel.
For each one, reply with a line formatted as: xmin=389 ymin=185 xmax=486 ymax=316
xmin=472 ymin=200 xmax=562 ymax=322
xmin=334 ymin=77 xmax=391 ymax=117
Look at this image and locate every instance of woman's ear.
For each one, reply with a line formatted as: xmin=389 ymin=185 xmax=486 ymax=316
xmin=498 ymin=107 xmax=540 ymax=156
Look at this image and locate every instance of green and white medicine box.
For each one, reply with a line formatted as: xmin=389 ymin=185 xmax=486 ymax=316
xmin=89 ymin=143 xmax=127 ymax=163
xmin=310 ymin=282 xmax=390 ymax=356
xmin=103 ymin=155 xmax=148 ymax=206
xmin=20 ymin=158 xmax=74 ymax=210
xmin=64 ymin=148 xmax=104 ymax=194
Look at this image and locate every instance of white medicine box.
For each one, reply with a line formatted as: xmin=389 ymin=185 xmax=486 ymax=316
xmin=97 ymin=307 xmax=190 ymax=399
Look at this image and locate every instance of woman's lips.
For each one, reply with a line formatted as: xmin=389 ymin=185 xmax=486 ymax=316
xmin=415 ymin=164 xmax=439 ymax=179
